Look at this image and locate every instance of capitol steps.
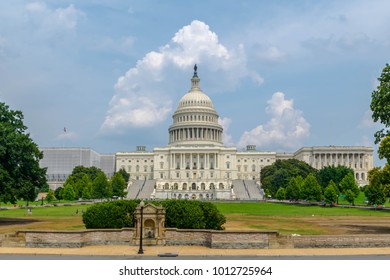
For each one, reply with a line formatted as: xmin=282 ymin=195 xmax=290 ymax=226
xmin=137 ymin=180 xmax=155 ymax=199
xmin=232 ymin=180 xmax=264 ymax=200
xmin=244 ymin=180 xmax=264 ymax=200
xmin=231 ymin=180 xmax=249 ymax=200
xmin=126 ymin=180 xmax=144 ymax=199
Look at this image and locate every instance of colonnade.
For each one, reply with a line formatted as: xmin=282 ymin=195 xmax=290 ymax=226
xmin=169 ymin=127 xmax=223 ymax=143
xmin=313 ymin=153 xmax=370 ymax=170
xmin=168 ymin=152 xmax=219 ymax=170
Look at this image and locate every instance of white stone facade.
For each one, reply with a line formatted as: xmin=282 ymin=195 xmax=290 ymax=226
xmin=116 ymin=67 xmax=374 ymax=200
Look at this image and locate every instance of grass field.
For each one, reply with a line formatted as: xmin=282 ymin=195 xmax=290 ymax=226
xmin=1 ymin=201 xmax=390 ymax=235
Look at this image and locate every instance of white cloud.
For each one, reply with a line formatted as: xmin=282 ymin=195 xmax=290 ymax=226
xmin=101 ymin=20 xmax=261 ymax=132
xmin=237 ymin=92 xmax=310 ymax=150
xmin=219 ymin=117 xmax=234 ymax=146
xmin=358 ymin=110 xmax=375 ymax=129
xmin=25 ymin=2 xmax=84 ymax=31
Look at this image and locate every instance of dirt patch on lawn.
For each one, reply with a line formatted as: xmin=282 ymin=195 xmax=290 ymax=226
xmin=0 ymin=218 xmax=39 ymax=226
xmin=223 ymin=215 xmax=390 ymax=235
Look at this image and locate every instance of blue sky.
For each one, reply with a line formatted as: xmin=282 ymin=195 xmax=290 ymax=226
xmin=1 ymin=0 xmax=389 ymax=166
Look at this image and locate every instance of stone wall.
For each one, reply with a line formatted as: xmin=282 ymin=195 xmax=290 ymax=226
xmin=4 ymin=229 xmax=390 ymax=249
xmin=20 ymin=228 xmax=135 ymax=248
xmin=292 ymin=234 xmax=390 ymax=248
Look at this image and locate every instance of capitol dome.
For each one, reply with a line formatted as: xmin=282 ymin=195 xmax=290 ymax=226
xmin=178 ymin=74 xmax=214 ymax=109
xmin=168 ymin=65 xmax=223 ymax=146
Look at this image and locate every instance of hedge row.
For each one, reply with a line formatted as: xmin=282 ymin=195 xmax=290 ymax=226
xmin=82 ymin=199 xmax=226 ymax=230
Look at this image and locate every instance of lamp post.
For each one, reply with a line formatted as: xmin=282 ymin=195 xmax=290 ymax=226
xmin=138 ymin=200 xmax=145 ymax=254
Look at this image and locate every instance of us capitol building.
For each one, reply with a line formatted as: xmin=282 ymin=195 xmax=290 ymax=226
xmin=113 ymin=66 xmax=374 ymax=200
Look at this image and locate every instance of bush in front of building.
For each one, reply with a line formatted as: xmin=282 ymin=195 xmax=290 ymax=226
xmin=82 ymin=200 xmax=139 ymax=229
xmin=158 ymin=199 xmax=226 ymax=230
xmin=82 ymin=199 xmax=226 ymax=230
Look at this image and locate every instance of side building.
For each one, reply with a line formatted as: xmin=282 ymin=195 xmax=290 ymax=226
xmin=39 ymin=147 xmax=115 ymax=190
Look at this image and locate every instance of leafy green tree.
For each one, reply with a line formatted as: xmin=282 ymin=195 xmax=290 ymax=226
xmin=45 ymin=189 xmax=55 ymax=203
xmin=317 ymin=165 xmax=353 ymax=190
xmin=71 ymin=166 xmax=104 ymax=182
xmin=110 ymin=172 xmax=127 ymax=198
xmin=62 ymin=183 xmax=76 ymax=201
xmin=364 ymin=165 xmax=389 ymax=205
xmin=285 ymin=176 xmax=303 ymax=201
xmin=339 ymin=173 xmax=359 ymax=205
xmin=370 ymin=63 xmax=390 ymax=147
xmin=117 ymin=168 xmax=130 ymax=184
xmin=260 ymin=159 xmax=317 ymax=196
xmin=76 ymin=174 xmax=92 ymax=199
xmin=364 ymin=184 xmax=386 ymax=205
xmin=324 ymin=181 xmax=338 ymax=205
xmin=301 ymin=174 xmax=322 ymax=201
xmin=275 ymin=187 xmax=286 ymax=200
xmin=378 ymin=135 xmax=390 ymax=164
xmin=92 ymin=172 xmax=109 ymax=199
xmin=0 ymin=102 xmax=47 ymax=203
xmin=81 ymin=184 xmax=92 ymax=200
xmin=54 ymin=187 xmax=63 ymax=200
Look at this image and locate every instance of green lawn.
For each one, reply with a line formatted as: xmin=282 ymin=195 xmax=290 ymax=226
xmin=0 ymin=204 xmax=90 ymax=218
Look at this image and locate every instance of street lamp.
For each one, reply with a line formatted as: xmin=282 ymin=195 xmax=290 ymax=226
xmin=138 ymin=200 xmax=145 ymax=254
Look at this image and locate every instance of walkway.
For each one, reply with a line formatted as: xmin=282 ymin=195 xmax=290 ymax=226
xmin=1 ymin=245 xmax=390 ymax=257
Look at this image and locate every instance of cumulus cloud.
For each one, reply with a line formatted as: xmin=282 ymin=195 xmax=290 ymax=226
xmin=219 ymin=117 xmax=234 ymax=146
xmin=25 ymin=2 xmax=84 ymax=31
xmin=101 ymin=20 xmax=260 ymax=131
xmin=358 ymin=110 xmax=375 ymax=129
xmin=237 ymin=92 xmax=310 ymax=150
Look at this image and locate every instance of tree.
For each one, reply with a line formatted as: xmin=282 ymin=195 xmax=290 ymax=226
xmin=285 ymin=176 xmax=303 ymax=201
xmin=92 ymin=172 xmax=109 ymax=199
xmin=260 ymin=159 xmax=317 ymax=196
xmin=317 ymin=166 xmax=353 ymax=190
xmin=62 ymin=183 xmax=76 ymax=201
xmin=324 ymin=181 xmax=338 ymax=205
xmin=0 ymin=102 xmax=47 ymax=203
xmin=301 ymin=174 xmax=322 ymax=201
xmin=54 ymin=187 xmax=63 ymax=200
xmin=339 ymin=173 xmax=360 ymax=205
xmin=110 ymin=172 xmax=127 ymax=198
xmin=378 ymin=135 xmax=390 ymax=164
xmin=81 ymin=185 xmax=92 ymax=200
xmin=364 ymin=165 xmax=389 ymax=205
xmin=371 ymin=64 xmax=390 ymax=147
xmin=117 ymin=168 xmax=130 ymax=184
xmin=275 ymin=187 xmax=286 ymax=200
xmin=71 ymin=166 xmax=103 ymax=182
xmin=45 ymin=189 xmax=55 ymax=203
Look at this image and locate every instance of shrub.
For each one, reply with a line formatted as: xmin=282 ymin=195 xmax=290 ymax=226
xmin=83 ymin=200 xmax=139 ymax=229
xmin=82 ymin=199 xmax=226 ymax=230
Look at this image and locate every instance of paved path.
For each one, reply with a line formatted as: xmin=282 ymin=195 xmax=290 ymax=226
xmin=1 ymin=245 xmax=390 ymax=257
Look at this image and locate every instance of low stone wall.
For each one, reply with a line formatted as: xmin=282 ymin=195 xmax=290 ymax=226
xmin=210 ymin=231 xmax=279 ymax=249
xmin=164 ymin=229 xmax=280 ymax=248
xmin=5 ymin=229 xmax=390 ymax=249
xmin=293 ymin=234 xmax=390 ymax=248
xmin=19 ymin=228 xmax=135 ymax=248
